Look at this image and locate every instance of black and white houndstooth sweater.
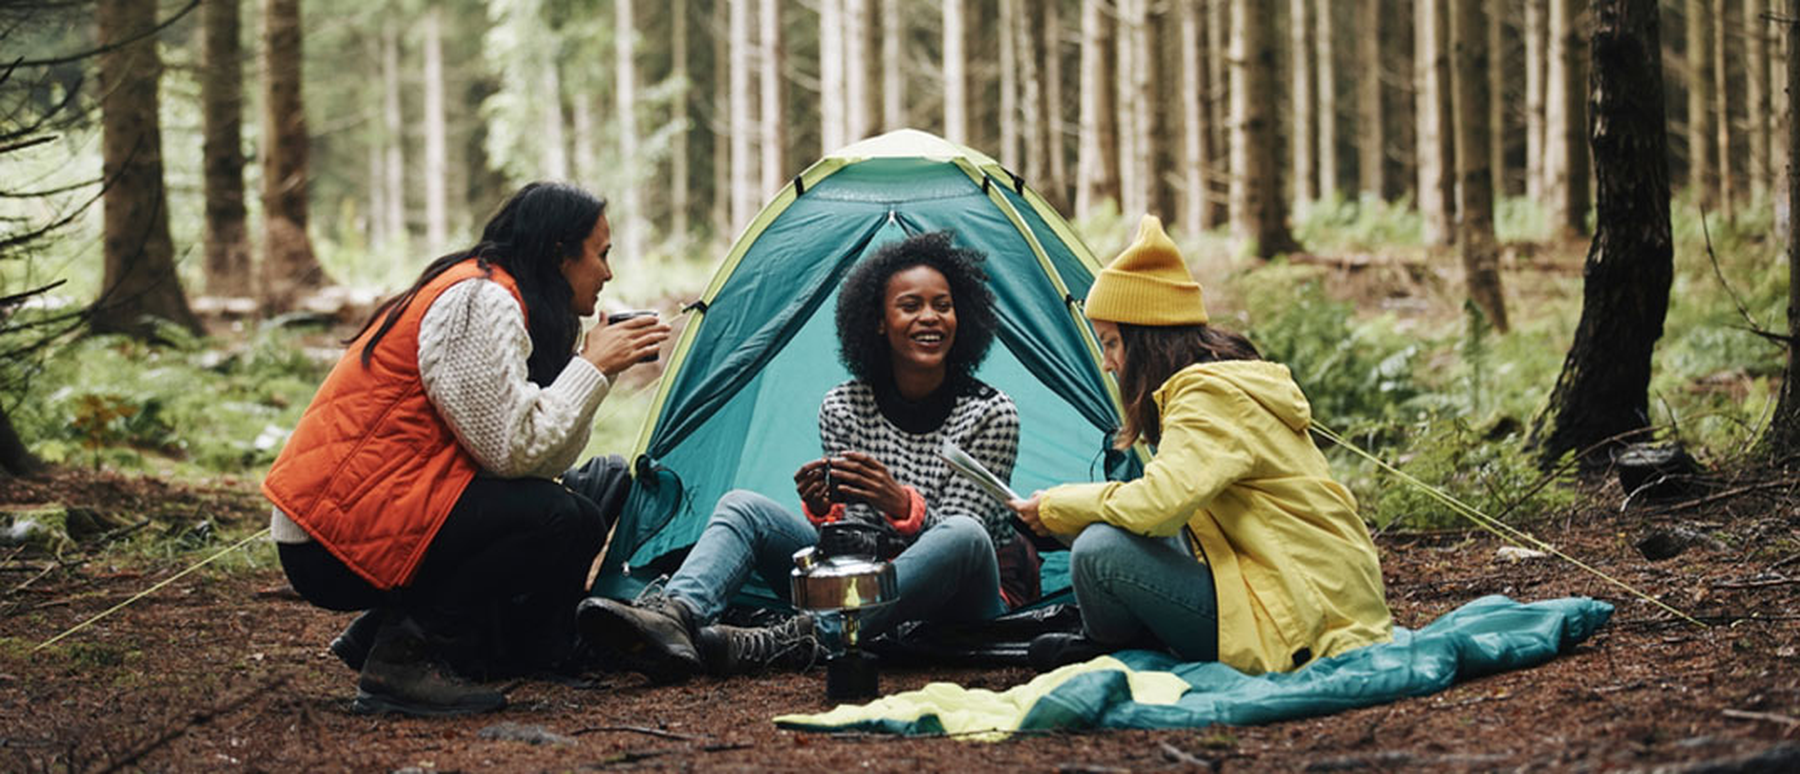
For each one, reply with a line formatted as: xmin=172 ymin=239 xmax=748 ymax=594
xmin=817 ymin=378 xmax=1021 ymax=547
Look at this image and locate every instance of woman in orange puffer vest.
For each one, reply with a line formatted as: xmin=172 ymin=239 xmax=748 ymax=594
xmin=263 ymin=182 xmax=670 ymax=716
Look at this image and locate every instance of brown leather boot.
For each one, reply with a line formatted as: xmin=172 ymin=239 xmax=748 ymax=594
xmin=353 ymin=618 xmax=505 ymax=716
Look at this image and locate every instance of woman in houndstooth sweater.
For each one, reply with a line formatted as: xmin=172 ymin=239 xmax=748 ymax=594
xmin=580 ymin=231 xmax=1030 ymax=680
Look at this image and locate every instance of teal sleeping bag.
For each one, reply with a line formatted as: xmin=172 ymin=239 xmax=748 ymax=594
xmin=775 ymin=595 xmax=1613 ymax=737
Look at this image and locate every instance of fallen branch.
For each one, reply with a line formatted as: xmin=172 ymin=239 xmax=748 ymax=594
xmin=1723 ymin=709 xmax=1800 ymax=727
xmin=1710 ymin=577 xmax=1799 ymax=590
xmin=572 ymin=724 xmax=708 ymax=742
xmin=1159 ymin=741 xmax=1215 ymax=770
xmin=1657 ymin=479 xmax=1800 ymax=513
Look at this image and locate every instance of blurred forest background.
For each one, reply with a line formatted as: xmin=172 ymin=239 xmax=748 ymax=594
xmin=1 ymin=0 xmax=1795 ymax=532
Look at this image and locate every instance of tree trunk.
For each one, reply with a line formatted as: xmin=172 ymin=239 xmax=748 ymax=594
xmin=1018 ymin=1 xmax=1050 ymax=188
xmin=999 ymin=0 xmax=1020 ymax=166
xmin=1119 ymin=0 xmax=1153 ymax=217
xmin=1534 ymin=0 xmax=1673 ymax=467
xmin=712 ymin=0 xmax=731 ymax=240
xmin=672 ymin=0 xmax=690 ymax=248
xmin=730 ymin=0 xmax=755 ymax=228
xmin=760 ymin=0 xmax=784 ymax=194
xmin=422 ymin=7 xmax=448 ymax=250
xmin=1315 ymin=0 xmax=1338 ymax=200
xmin=1686 ymin=0 xmax=1713 ymax=204
xmin=1453 ymin=0 xmax=1508 ymax=331
xmin=1418 ymin=0 xmax=1458 ymax=246
xmin=1186 ymin=0 xmax=1215 ymax=233
xmin=1076 ymin=0 xmax=1119 ymax=214
xmin=943 ymin=0 xmax=966 ymax=143
xmin=0 ymin=406 xmax=44 ymax=479
xmin=1231 ymin=0 xmax=1300 ymax=258
xmin=202 ymin=0 xmax=252 ymax=299
xmin=1776 ymin=0 xmax=1792 ymax=229
xmin=1358 ymin=0 xmax=1385 ymax=200
xmin=845 ymin=0 xmax=870 ymax=143
xmin=1762 ymin=0 xmax=1800 ymax=458
xmin=1291 ymin=0 xmax=1317 ymax=209
xmin=1714 ymin=0 xmax=1734 ymax=221
xmin=882 ymin=0 xmax=904 ymax=131
xmin=1550 ymin=0 xmax=1591 ymax=236
xmin=260 ymin=0 xmax=325 ymax=315
xmin=94 ymin=0 xmax=203 ymax=337
xmin=1043 ymin=0 xmax=1069 ymax=209
xmin=1206 ymin=0 xmax=1229 ymax=225
xmin=617 ymin=0 xmax=643 ymax=261
xmin=1747 ymin=0 xmax=1769 ymax=202
xmin=1525 ymin=0 xmax=1546 ymax=201
xmin=1487 ymin=0 xmax=1505 ymax=199
xmin=381 ymin=20 xmax=405 ymax=245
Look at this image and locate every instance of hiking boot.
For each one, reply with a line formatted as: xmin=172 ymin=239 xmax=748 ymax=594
xmin=353 ymin=619 xmax=506 ymax=717
xmin=575 ymin=589 xmax=703 ymax=683
xmin=330 ymin=609 xmax=384 ymax=672
xmin=695 ymin=614 xmax=828 ymax=676
xmin=1027 ymin=633 xmax=1118 ymax=671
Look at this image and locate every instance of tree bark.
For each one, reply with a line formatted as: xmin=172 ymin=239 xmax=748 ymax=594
xmin=93 ymin=0 xmax=204 ymax=336
xmin=712 ymin=0 xmax=731 ymax=240
xmin=1043 ymin=0 xmax=1069 ymax=209
xmin=759 ymin=0 xmax=784 ymax=194
xmin=381 ymin=20 xmax=405 ymax=245
xmin=617 ymin=0 xmax=643 ymax=261
xmin=1231 ymin=0 xmax=1300 ymax=257
xmin=1018 ymin=1 xmax=1050 ymax=188
xmin=882 ymin=0 xmax=904 ymax=131
xmin=1315 ymin=0 xmax=1338 ymax=200
xmin=0 ymin=406 xmax=44 ymax=479
xmin=730 ymin=0 xmax=755 ymax=228
xmin=1000 ymin=0 xmax=1020 ymax=166
xmin=260 ymin=0 xmax=326 ymax=314
xmin=1187 ymin=0 xmax=1216 ymax=233
xmin=1119 ymin=0 xmax=1153 ymax=217
xmin=1714 ymin=0 xmax=1734 ymax=221
xmin=1291 ymin=0 xmax=1317 ymax=209
xmin=1076 ymin=0 xmax=1119 ymax=213
xmin=1417 ymin=0 xmax=1458 ymax=246
xmin=1453 ymin=0 xmax=1508 ymax=331
xmin=1534 ymin=0 xmax=1673 ymax=467
xmin=1762 ymin=0 xmax=1800 ymax=458
xmin=202 ymin=0 xmax=252 ymax=298
xmin=422 ymin=7 xmax=448 ymax=250
xmin=1550 ymin=0 xmax=1591 ymax=236
xmin=1746 ymin=0 xmax=1769 ymax=202
xmin=1487 ymin=0 xmax=1505 ymax=199
xmin=1686 ymin=0 xmax=1713 ymax=204
xmin=1525 ymin=0 xmax=1546 ymax=201
xmin=845 ymin=0 xmax=871 ymax=144
xmin=1358 ymin=0 xmax=1386 ymax=200
xmin=943 ymin=0 xmax=966 ymax=143
xmin=671 ymin=0 xmax=690 ymax=248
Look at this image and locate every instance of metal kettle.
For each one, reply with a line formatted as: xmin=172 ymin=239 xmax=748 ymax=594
xmin=791 ymin=521 xmax=898 ymax=700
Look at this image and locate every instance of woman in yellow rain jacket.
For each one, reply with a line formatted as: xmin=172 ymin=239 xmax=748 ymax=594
xmin=1011 ymin=215 xmax=1392 ymax=675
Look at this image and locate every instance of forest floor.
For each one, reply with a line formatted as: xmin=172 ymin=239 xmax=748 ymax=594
xmin=1 ymin=466 xmax=1798 ymax=773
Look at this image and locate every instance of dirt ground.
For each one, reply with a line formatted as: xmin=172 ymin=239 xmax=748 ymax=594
xmin=1 ymin=468 xmax=1797 ymax=773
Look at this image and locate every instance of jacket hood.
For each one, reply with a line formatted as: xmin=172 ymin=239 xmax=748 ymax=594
xmin=1157 ymin=361 xmax=1314 ymax=432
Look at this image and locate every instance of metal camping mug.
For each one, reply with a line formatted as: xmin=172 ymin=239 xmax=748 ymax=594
xmin=606 ymin=309 xmax=660 ymax=362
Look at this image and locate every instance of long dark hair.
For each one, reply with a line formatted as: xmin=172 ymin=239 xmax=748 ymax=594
xmin=834 ymin=231 xmax=998 ymax=391
xmin=350 ymin=182 xmax=605 ymax=385
xmin=1114 ymin=323 xmax=1262 ymax=448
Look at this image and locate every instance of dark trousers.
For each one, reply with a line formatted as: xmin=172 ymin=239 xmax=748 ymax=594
xmin=279 ymin=474 xmax=609 ymax=678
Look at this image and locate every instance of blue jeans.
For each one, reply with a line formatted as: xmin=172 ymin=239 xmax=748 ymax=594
xmin=665 ymin=490 xmax=1007 ymax=645
xmin=1069 ymin=523 xmax=1219 ymax=661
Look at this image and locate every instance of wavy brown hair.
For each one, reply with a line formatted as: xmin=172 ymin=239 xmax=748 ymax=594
xmin=1113 ymin=323 xmax=1262 ymax=448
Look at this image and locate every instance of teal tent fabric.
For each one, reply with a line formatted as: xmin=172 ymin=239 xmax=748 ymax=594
xmin=593 ymin=130 xmax=1142 ymax=605
xmin=774 ymin=595 xmax=1613 ymax=736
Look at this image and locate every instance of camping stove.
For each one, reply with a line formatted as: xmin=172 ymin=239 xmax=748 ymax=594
xmin=791 ymin=521 xmax=898 ymax=700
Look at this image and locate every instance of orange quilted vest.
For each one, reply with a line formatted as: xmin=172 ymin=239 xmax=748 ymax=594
xmin=263 ymin=260 xmax=524 ymax=590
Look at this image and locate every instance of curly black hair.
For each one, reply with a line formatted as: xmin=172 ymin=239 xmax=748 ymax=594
xmin=834 ymin=231 xmax=998 ymax=390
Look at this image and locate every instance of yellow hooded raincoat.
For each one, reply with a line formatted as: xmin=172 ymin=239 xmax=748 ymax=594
xmin=1038 ymin=360 xmax=1392 ymax=674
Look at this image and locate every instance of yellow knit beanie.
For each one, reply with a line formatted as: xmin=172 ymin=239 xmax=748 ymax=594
xmin=1083 ymin=214 xmax=1208 ymax=325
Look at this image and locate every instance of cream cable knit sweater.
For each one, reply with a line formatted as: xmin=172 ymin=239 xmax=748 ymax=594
xmin=270 ymin=277 xmax=609 ymax=544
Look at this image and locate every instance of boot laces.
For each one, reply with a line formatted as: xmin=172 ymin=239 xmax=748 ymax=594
xmin=736 ymin=616 xmax=822 ymax=670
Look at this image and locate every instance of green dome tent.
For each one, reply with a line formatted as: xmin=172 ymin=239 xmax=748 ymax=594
xmin=593 ymin=129 xmax=1144 ymax=606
